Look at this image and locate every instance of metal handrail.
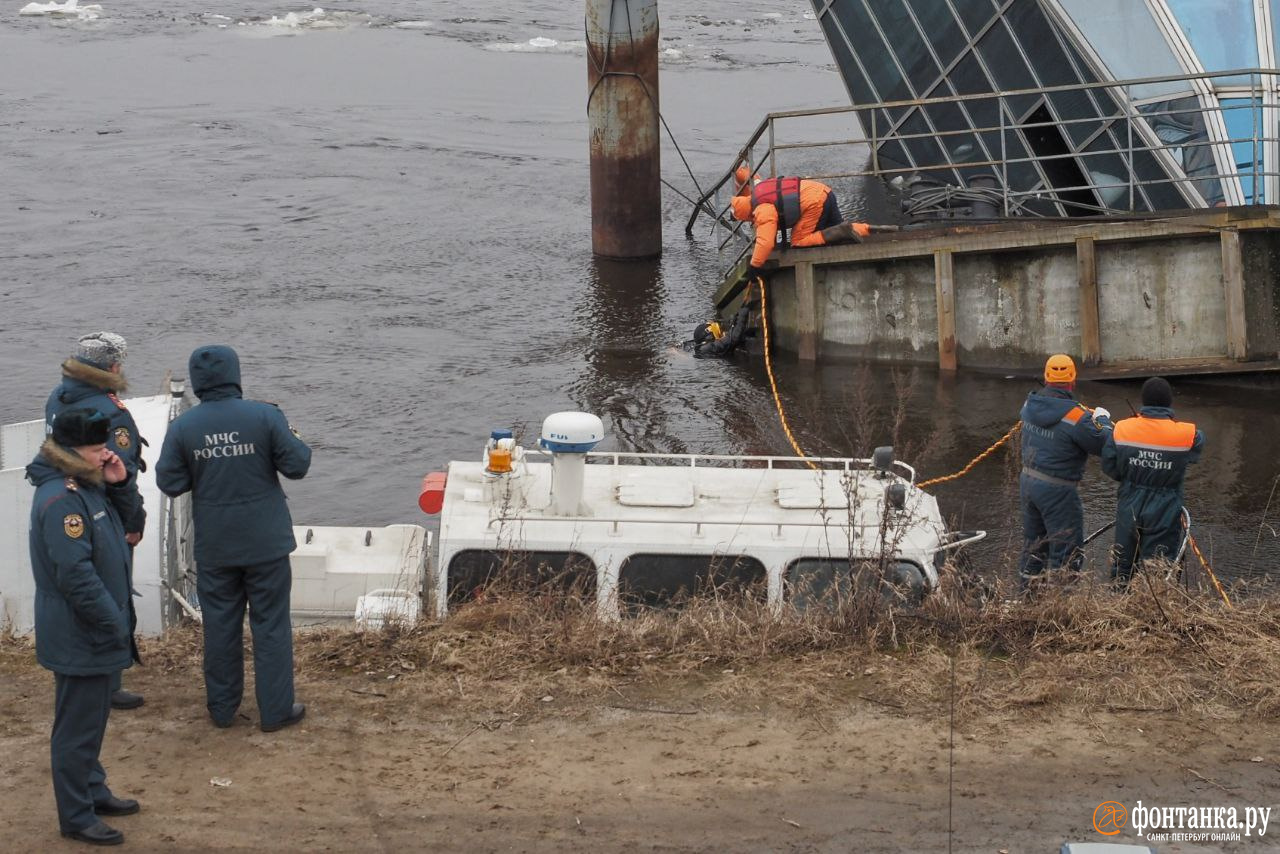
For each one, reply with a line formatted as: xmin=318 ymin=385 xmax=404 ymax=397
xmin=686 ymin=67 xmax=1278 ymax=237
xmin=523 ymin=446 xmax=918 ymax=481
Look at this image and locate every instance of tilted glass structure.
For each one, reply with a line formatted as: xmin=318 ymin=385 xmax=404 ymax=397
xmin=810 ymin=0 xmax=1279 ymax=215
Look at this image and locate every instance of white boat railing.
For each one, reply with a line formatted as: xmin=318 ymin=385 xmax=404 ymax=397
xmin=523 ymin=447 xmax=918 ymax=482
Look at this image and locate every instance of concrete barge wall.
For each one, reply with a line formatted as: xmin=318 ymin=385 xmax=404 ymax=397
xmin=762 ymin=207 xmax=1280 ymax=376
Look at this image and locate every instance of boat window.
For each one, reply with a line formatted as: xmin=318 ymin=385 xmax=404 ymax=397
xmin=618 ymin=554 xmax=766 ymax=612
xmin=446 ymin=550 xmax=596 ymax=605
xmin=786 ymin=558 xmax=926 ymax=608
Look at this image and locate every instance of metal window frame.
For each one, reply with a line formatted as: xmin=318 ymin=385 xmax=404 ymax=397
xmin=1147 ymin=0 xmax=1248 ymax=204
xmin=1040 ymin=0 xmax=1208 ymax=206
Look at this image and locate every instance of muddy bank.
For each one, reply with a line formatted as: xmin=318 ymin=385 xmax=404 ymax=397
xmin=1 ymin=644 xmax=1275 ymax=853
xmin=4 ymin=579 xmax=1280 ymax=852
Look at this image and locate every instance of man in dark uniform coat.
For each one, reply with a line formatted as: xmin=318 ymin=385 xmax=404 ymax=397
xmin=46 ymin=331 xmax=147 ymax=711
xmin=27 ymin=408 xmax=142 ymax=845
xmin=1017 ymin=354 xmax=1112 ymax=587
xmin=156 ymin=345 xmax=312 ymax=732
xmin=1102 ymin=377 xmax=1204 ymax=587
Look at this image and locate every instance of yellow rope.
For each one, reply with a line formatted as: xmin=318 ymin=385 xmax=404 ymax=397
xmin=751 ymin=311 xmax=1228 ymax=606
xmin=1185 ymin=527 xmax=1232 ymax=608
xmin=917 ymin=422 xmax=1022 ymax=489
xmin=756 ymin=277 xmax=818 ymax=471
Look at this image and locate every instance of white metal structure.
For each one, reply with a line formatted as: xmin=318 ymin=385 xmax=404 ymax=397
xmin=0 ymin=395 xmax=173 ymax=635
xmin=1 ymin=393 xmax=427 ymax=634
xmin=430 ymin=414 xmax=985 ymax=620
xmin=291 ymin=524 xmax=429 ymax=621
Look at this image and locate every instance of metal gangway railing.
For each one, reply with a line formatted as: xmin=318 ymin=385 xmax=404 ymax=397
xmin=686 ymin=68 xmax=1280 ymax=260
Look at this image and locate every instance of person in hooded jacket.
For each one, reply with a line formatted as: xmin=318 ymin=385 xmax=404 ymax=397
xmin=45 ymin=331 xmax=147 ymax=711
xmin=729 ymin=167 xmax=871 ymax=280
xmin=27 ymin=408 xmax=142 ymax=846
xmin=692 ymin=305 xmax=751 ymax=357
xmin=1017 ymin=354 xmax=1113 ymax=586
xmin=155 ymin=345 xmax=312 ymax=732
xmin=1101 ymin=377 xmax=1204 ymax=587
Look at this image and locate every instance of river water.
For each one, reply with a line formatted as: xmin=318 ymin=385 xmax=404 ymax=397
xmin=2 ymin=1 xmax=1276 ymax=581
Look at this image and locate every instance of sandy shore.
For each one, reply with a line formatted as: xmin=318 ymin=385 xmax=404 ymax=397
xmin=2 ymin=642 xmax=1276 ymax=853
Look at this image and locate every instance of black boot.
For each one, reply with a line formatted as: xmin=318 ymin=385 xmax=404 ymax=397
xmin=61 ymin=821 xmax=124 ymax=846
xmin=93 ymin=796 xmax=140 ymax=817
xmin=110 ymin=690 xmax=144 ymax=710
xmin=261 ymin=703 xmax=306 ymax=733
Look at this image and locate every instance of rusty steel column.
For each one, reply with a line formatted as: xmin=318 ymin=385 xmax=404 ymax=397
xmin=587 ymin=0 xmax=661 ymax=259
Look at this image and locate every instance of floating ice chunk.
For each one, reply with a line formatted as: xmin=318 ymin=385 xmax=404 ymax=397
xmin=762 ymin=12 xmax=782 ymax=19
xmin=392 ymin=20 xmax=433 ymax=30
xmin=803 ymin=10 xmax=816 ymax=19
xmin=661 ymin=47 xmax=683 ymax=60
xmin=19 ymin=0 xmax=102 ymax=19
xmin=263 ymin=7 xmax=324 ymax=28
xmin=486 ymin=37 xmax=585 ymax=54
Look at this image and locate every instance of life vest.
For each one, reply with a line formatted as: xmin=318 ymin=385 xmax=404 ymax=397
xmin=751 ymin=177 xmax=803 ymax=243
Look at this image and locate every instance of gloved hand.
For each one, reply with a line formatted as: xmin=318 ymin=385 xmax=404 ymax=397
xmin=1092 ymin=406 xmax=1111 ymax=422
xmin=746 ymin=265 xmax=767 ymax=282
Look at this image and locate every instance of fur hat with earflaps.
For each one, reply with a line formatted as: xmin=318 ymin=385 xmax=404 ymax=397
xmin=51 ymin=408 xmax=111 ymax=447
xmin=76 ymin=332 xmax=128 ymax=369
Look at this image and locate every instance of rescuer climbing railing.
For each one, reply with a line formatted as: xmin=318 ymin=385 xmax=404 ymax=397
xmin=687 ymin=67 xmax=1280 ymax=247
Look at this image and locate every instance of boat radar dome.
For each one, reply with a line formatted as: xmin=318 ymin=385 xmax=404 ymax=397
xmin=539 ymin=412 xmax=604 ymax=454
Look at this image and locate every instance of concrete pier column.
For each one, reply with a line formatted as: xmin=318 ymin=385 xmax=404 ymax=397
xmin=794 ymin=262 xmax=818 ymax=362
xmin=586 ymin=0 xmax=662 ymax=259
xmin=934 ymin=250 xmax=957 ymax=372
xmin=1075 ymin=237 xmax=1101 ymax=366
xmin=1221 ymin=229 xmax=1249 ymax=360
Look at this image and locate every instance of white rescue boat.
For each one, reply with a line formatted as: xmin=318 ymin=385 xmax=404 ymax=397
xmin=418 ymin=411 xmax=986 ymax=619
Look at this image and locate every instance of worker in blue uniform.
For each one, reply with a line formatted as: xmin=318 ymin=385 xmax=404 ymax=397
xmin=45 ymin=331 xmax=147 ymax=711
xmin=27 ymin=408 xmax=141 ymax=846
xmin=1018 ymin=354 xmax=1112 ymax=587
xmin=156 ymin=345 xmax=312 ymax=732
xmin=1101 ymin=377 xmax=1204 ymax=588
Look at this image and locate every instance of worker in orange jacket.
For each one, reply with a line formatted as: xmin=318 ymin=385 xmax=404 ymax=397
xmin=730 ymin=167 xmax=870 ymax=279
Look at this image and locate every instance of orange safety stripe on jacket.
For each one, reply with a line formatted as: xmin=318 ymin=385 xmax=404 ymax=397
xmin=1112 ymin=416 xmax=1197 ymax=451
xmin=1059 ymin=405 xmax=1086 ymax=425
xmin=749 ymin=180 xmax=834 ymax=267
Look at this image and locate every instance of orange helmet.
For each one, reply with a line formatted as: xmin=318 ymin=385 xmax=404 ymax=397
xmin=730 ymin=195 xmax=752 ymax=221
xmin=1044 ymin=354 xmax=1077 ymax=384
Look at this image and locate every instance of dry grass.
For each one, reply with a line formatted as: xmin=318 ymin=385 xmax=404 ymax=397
xmin=276 ymin=564 xmax=1280 ymax=720
xmin=5 ymin=564 xmax=1275 ymax=722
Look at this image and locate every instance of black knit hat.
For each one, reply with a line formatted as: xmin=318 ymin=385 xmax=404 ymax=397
xmin=693 ymin=323 xmax=713 ymax=344
xmin=51 ymin=408 xmax=111 ymax=447
xmin=1141 ymin=377 xmax=1174 ymax=408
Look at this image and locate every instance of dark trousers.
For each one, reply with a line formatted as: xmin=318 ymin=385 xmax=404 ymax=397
xmin=1112 ymin=487 xmax=1185 ymax=585
xmin=51 ymin=673 xmax=113 ymax=833
xmin=197 ymin=556 xmax=295 ymax=726
xmin=1018 ymin=474 xmax=1084 ymax=582
xmin=816 ymin=190 xmax=842 ymax=231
